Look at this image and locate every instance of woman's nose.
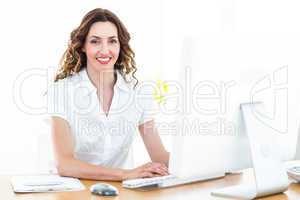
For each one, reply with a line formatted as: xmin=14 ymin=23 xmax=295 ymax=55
xmin=99 ymin=42 xmax=109 ymax=54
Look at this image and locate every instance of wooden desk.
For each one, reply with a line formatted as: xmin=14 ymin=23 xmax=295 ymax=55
xmin=3 ymin=171 xmax=300 ymax=200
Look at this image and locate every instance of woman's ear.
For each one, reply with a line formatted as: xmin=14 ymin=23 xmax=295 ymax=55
xmin=82 ymin=47 xmax=86 ymax=52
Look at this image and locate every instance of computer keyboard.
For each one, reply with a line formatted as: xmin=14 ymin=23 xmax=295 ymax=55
xmin=122 ymin=175 xmax=177 ymax=188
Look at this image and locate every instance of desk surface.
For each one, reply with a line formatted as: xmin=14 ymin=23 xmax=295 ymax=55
xmin=3 ymin=171 xmax=300 ymax=200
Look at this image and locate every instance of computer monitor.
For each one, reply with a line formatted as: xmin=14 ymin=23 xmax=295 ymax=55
xmin=164 ymin=33 xmax=300 ymax=176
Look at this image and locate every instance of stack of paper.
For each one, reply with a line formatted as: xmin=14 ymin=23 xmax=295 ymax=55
xmin=11 ymin=174 xmax=85 ymax=193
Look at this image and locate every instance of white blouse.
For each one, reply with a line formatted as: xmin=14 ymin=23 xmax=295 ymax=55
xmin=47 ymin=68 xmax=157 ymax=169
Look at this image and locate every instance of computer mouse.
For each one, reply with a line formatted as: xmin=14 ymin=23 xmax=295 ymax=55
xmin=90 ymin=183 xmax=119 ymax=196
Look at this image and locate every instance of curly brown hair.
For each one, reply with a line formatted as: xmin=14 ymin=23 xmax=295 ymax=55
xmin=55 ymin=8 xmax=138 ymax=86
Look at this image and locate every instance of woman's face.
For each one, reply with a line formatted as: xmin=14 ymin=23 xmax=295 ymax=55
xmin=83 ymin=21 xmax=120 ymax=73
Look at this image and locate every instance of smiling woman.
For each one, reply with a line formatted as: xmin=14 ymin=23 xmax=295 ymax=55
xmin=0 ymin=0 xmax=164 ymax=174
xmin=84 ymin=22 xmax=120 ymax=68
xmin=55 ymin=8 xmax=137 ymax=85
xmin=48 ymin=8 xmax=169 ymax=181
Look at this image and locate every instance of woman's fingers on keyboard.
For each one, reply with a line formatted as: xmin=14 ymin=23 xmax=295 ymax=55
xmin=156 ymin=168 xmax=168 ymax=176
xmin=155 ymin=165 xmax=169 ymax=175
xmin=145 ymin=165 xmax=168 ymax=176
xmin=152 ymin=163 xmax=169 ymax=175
xmin=138 ymin=162 xmax=169 ymax=177
xmin=140 ymin=171 xmax=154 ymax=178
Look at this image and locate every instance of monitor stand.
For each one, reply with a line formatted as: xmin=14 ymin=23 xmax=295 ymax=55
xmin=211 ymin=102 xmax=289 ymax=199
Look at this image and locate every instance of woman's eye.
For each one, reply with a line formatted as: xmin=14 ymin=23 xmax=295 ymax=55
xmin=110 ymin=39 xmax=118 ymax=44
xmin=90 ymin=40 xmax=99 ymax=44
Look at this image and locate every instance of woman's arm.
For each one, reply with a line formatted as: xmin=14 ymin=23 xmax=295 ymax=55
xmin=51 ymin=117 xmax=166 ymax=180
xmin=139 ymin=120 xmax=170 ymax=166
xmin=51 ymin=116 xmax=125 ymax=180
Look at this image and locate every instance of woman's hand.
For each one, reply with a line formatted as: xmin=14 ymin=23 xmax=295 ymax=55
xmin=123 ymin=162 xmax=169 ymax=180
